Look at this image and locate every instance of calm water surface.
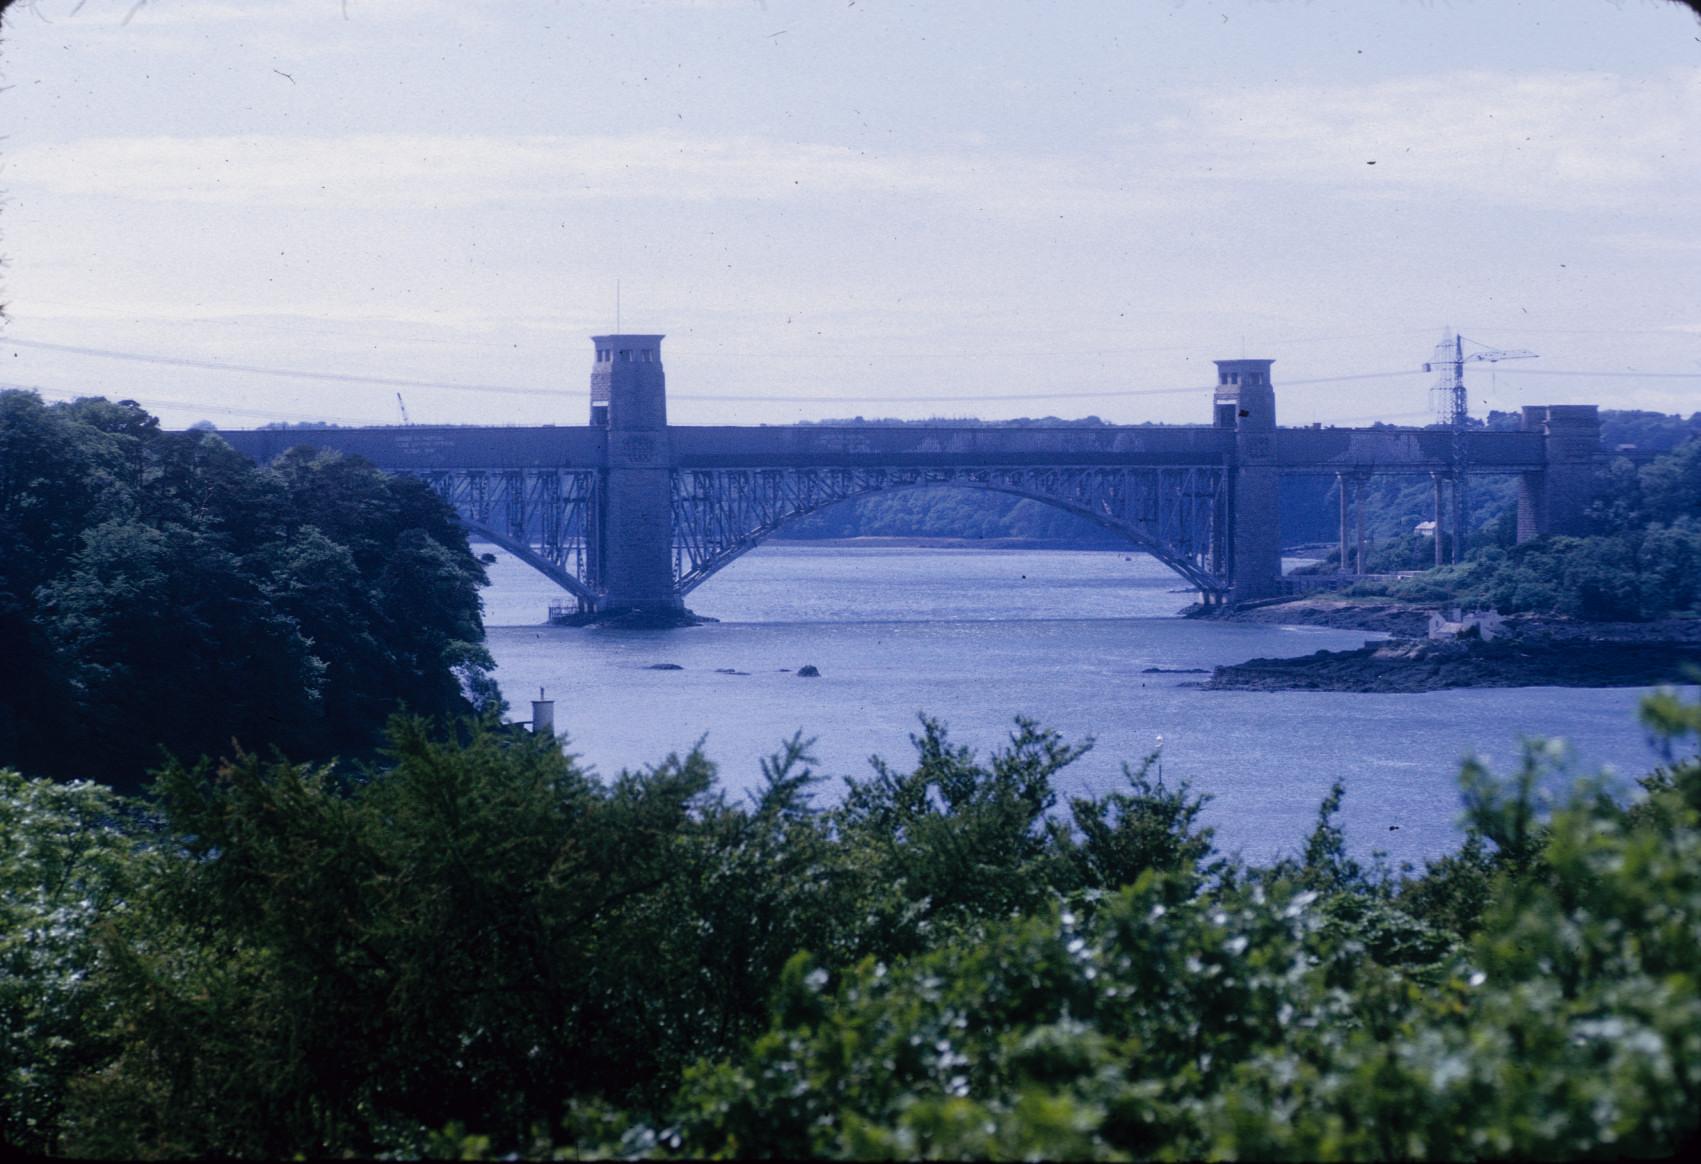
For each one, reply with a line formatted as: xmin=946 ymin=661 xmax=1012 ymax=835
xmin=479 ymin=543 xmax=1670 ymax=866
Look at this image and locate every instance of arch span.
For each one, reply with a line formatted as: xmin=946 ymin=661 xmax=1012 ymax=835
xmin=401 ymin=467 xmax=602 ymax=608
xmin=670 ymin=467 xmax=1228 ymax=600
xmin=464 ymin=521 xmax=599 ymax=606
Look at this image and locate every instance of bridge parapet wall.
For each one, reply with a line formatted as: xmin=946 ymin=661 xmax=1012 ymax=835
xmin=1275 ymin=428 xmax=1545 ymax=472
xmin=670 ymin=424 xmax=1235 ymax=468
xmin=214 ymin=425 xmax=606 ymax=470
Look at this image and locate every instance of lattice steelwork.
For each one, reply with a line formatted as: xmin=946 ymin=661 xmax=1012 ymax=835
xmin=670 ymin=465 xmax=1229 ymax=596
xmin=412 ymin=468 xmax=601 ymax=602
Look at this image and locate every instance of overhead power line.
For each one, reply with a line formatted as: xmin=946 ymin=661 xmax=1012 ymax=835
xmin=3 ymin=333 xmax=1427 ymax=404
xmin=692 ymin=371 xmax=1426 ymax=404
xmin=2 ymin=381 xmax=381 ymax=425
xmin=9 ymin=332 xmax=1693 ymax=412
xmin=1491 ymin=368 xmax=1700 ymax=380
xmin=3 ymin=337 xmax=566 ymax=397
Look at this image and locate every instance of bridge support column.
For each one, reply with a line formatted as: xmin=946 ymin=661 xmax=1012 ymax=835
xmin=1214 ymin=359 xmax=1283 ymax=601
xmin=1337 ymin=474 xmax=1348 ymax=574
xmin=1431 ymin=473 xmax=1446 ymax=565
xmin=1355 ymin=478 xmax=1367 ymax=574
xmin=1517 ymin=405 xmax=1601 ymax=541
xmin=591 ymin=335 xmax=682 ymax=614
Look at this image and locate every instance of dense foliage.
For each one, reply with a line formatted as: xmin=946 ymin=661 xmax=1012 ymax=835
xmin=0 ymin=391 xmax=493 ymax=791
xmin=1359 ymin=439 xmax=1701 ymax=619
xmin=3 ymin=693 xmax=1699 ymax=1158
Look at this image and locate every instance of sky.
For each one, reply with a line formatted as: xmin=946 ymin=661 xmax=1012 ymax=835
xmin=2 ymin=0 xmax=1699 ymax=430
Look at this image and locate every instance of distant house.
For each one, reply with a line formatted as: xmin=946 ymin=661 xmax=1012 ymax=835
xmin=1413 ymin=519 xmax=1437 ymax=538
xmin=1428 ymin=608 xmax=1505 ymax=641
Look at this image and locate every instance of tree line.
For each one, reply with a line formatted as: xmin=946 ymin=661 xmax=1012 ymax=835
xmin=0 ymin=391 xmax=494 ymax=792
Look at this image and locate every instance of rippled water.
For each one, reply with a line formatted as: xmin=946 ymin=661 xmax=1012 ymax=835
xmin=479 ymin=543 xmax=1670 ymax=866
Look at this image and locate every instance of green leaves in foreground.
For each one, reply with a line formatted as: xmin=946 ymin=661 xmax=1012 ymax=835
xmin=5 ymin=696 xmax=1701 ymax=1158
xmin=642 ymin=713 xmax=1701 ymax=1161
xmin=0 ymin=772 xmax=144 ymax=1158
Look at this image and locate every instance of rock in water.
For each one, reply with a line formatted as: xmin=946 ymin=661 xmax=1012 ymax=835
xmin=645 ymin=663 xmax=684 ymax=671
xmin=796 ymin=664 xmax=821 ymax=678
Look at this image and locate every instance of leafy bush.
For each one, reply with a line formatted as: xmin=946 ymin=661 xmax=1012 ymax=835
xmin=4 ymin=696 xmax=1699 ymax=1158
xmin=652 ymin=709 xmax=1701 ymax=1160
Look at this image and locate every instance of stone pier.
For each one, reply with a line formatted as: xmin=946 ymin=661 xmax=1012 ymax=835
xmin=1213 ymin=359 xmax=1283 ymax=601
xmin=1517 ymin=405 xmax=1602 ymax=541
xmin=591 ymin=334 xmax=682 ymax=616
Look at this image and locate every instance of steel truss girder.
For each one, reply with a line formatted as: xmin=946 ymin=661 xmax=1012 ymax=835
xmin=408 ymin=468 xmax=602 ymax=602
xmin=669 ymin=465 xmax=1229 ymax=595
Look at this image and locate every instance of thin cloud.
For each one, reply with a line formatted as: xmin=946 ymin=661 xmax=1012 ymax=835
xmin=1137 ymin=67 xmax=1701 ymax=212
xmin=5 ymin=130 xmax=1179 ymax=217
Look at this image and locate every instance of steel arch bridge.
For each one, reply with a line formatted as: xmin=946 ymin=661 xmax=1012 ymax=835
xmin=668 ymin=465 xmax=1226 ymax=596
xmin=211 ymin=332 xmax=1601 ymax=615
xmin=387 ymin=461 xmax=1229 ymax=605
xmin=411 ymin=466 xmax=601 ymax=605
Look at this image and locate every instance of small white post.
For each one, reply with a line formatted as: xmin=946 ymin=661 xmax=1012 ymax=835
xmin=532 ymin=686 xmax=555 ymax=737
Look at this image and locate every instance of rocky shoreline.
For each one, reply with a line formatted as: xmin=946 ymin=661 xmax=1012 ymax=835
xmin=1206 ymin=637 xmax=1701 ymax=693
xmin=1182 ymin=595 xmax=1433 ymax=636
xmin=1199 ymin=598 xmax=1701 ymax=692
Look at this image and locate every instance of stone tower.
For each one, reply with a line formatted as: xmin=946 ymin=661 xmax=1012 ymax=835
xmin=589 ymin=335 xmax=679 ymax=613
xmin=1517 ymin=404 xmax=1602 ymax=541
xmin=1212 ymin=359 xmax=1283 ymax=601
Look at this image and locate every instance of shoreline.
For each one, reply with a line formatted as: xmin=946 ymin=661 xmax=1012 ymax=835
xmin=1200 ymin=596 xmax=1701 ymax=692
xmin=1185 ymin=595 xmax=1434 ymax=637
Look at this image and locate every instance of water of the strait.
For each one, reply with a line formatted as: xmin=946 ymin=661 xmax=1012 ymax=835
xmin=478 ymin=542 xmax=1669 ymax=867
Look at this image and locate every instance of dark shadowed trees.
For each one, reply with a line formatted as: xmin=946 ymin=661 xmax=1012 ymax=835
xmin=0 ymin=390 xmax=491 ymax=790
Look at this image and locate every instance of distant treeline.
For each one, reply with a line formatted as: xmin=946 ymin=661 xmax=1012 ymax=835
xmin=0 ymin=391 xmax=493 ymax=792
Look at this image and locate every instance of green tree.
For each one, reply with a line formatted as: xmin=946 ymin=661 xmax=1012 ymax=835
xmin=1047 ymin=759 xmax=1221 ymax=900
xmin=56 ymin=721 xmax=802 ymax=1157
xmin=830 ymin=717 xmax=1086 ymax=961
xmin=1639 ymin=438 xmax=1701 ymax=525
xmin=0 ymin=391 xmax=493 ymax=789
xmin=0 ymin=771 xmax=146 ymax=1157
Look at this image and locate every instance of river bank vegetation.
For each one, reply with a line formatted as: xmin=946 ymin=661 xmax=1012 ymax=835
xmin=3 ymin=694 xmax=1700 ymax=1158
xmin=1376 ymin=440 xmax=1701 ymax=618
xmin=0 ymin=391 xmax=495 ymax=793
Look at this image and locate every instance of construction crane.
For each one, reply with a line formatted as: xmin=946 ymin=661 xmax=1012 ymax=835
xmin=1421 ymin=330 xmax=1538 ymax=565
xmin=1423 ymin=330 xmax=1538 ymax=428
xmin=395 ymin=392 xmax=413 ymax=426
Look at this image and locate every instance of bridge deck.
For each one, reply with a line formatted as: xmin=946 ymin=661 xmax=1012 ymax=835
xmin=215 ymin=424 xmax=1548 ymax=474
